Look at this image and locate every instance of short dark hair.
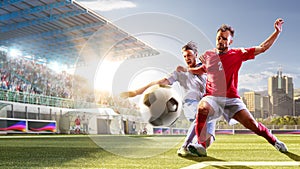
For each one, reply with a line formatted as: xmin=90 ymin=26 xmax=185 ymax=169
xmin=217 ymin=24 xmax=234 ymax=37
xmin=182 ymin=41 xmax=198 ymax=54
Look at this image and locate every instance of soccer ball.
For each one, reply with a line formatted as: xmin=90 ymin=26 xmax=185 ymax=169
xmin=139 ymin=84 xmax=182 ymax=126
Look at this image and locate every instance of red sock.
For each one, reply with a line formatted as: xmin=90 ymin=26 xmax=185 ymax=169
xmin=255 ymin=122 xmax=276 ymax=145
xmin=195 ymin=113 xmax=208 ymax=147
xmin=200 ymin=142 xmax=207 ymax=148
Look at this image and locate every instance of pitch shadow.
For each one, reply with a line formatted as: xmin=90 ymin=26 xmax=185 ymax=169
xmin=180 ymin=155 xmax=253 ymax=169
xmin=284 ymin=151 xmax=300 ymax=161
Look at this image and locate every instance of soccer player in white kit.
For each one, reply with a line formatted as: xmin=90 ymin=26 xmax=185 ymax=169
xmin=188 ymin=18 xmax=288 ymax=156
xmin=121 ymin=41 xmax=214 ymax=156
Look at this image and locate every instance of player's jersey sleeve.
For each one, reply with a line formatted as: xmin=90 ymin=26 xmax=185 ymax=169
xmin=166 ymin=70 xmax=178 ymax=85
xmin=199 ymin=54 xmax=207 ymax=72
xmin=196 ymin=73 xmax=207 ymax=98
xmin=240 ymin=47 xmax=256 ymax=61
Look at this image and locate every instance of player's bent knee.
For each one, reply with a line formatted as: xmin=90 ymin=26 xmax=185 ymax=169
xmin=198 ymin=106 xmax=209 ymax=116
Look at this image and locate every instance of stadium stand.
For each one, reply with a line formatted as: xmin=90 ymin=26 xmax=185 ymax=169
xmin=0 ymin=0 xmax=159 ymax=64
xmin=0 ymin=0 xmax=159 ymax=104
xmin=0 ymin=0 xmax=159 ymax=134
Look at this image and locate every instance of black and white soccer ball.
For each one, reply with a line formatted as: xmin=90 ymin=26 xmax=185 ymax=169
xmin=139 ymin=84 xmax=182 ymax=126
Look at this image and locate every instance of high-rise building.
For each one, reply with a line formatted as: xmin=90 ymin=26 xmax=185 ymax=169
xmin=295 ymin=98 xmax=300 ymax=116
xmin=243 ymin=91 xmax=262 ymax=118
xmin=261 ymin=95 xmax=271 ymax=118
xmin=268 ymin=68 xmax=294 ymax=116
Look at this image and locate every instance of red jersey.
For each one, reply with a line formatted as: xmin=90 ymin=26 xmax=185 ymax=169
xmin=75 ymin=118 xmax=81 ymax=125
xmin=200 ymin=48 xmax=255 ymax=98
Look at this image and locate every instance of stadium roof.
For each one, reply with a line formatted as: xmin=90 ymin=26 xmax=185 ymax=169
xmin=0 ymin=0 xmax=159 ymax=65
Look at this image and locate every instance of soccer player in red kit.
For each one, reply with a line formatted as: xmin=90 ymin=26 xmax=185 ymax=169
xmin=187 ymin=18 xmax=288 ymax=156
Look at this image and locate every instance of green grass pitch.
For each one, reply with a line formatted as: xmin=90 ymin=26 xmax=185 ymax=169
xmin=0 ymin=134 xmax=299 ymax=169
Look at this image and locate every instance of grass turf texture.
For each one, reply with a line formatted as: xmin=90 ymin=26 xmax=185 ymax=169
xmin=0 ymin=134 xmax=299 ymax=169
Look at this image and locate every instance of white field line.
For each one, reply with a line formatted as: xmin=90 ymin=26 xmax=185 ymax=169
xmin=181 ymin=161 xmax=300 ymax=169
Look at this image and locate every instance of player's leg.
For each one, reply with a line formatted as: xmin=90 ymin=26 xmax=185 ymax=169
xmin=188 ymin=99 xmax=217 ymax=157
xmin=195 ymin=100 xmax=215 ymax=146
xmin=178 ymin=100 xmax=201 ymax=156
xmin=177 ymin=120 xmax=197 ymax=156
xmin=205 ymin=120 xmax=216 ymax=148
xmin=188 ymin=120 xmax=216 ymax=157
xmin=182 ymin=120 xmax=196 ymax=148
xmin=233 ymin=109 xmax=288 ymax=153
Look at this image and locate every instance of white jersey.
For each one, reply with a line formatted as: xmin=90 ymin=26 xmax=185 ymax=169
xmin=166 ymin=67 xmax=207 ymax=120
xmin=167 ymin=70 xmax=206 ymax=102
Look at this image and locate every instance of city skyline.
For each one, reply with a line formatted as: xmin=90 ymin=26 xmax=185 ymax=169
xmin=242 ymin=68 xmax=295 ymax=118
xmin=240 ymin=68 xmax=296 ymax=96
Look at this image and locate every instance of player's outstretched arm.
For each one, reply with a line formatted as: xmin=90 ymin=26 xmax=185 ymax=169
xmin=188 ymin=65 xmax=206 ymax=75
xmin=254 ymin=18 xmax=284 ymax=56
xmin=120 ymin=78 xmax=170 ymax=98
xmin=176 ymin=65 xmax=206 ymax=75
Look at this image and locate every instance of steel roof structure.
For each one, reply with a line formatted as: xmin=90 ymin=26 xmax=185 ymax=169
xmin=0 ymin=0 xmax=159 ymax=65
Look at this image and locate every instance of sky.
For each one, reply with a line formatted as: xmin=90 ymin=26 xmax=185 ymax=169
xmin=77 ymin=0 xmax=300 ymax=93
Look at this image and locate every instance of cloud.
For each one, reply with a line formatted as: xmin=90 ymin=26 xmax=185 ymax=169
xmin=239 ymin=71 xmax=274 ymax=91
xmin=79 ymin=0 xmax=137 ymax=11
xmin=239 ymin=70 xmax=300 ymax=91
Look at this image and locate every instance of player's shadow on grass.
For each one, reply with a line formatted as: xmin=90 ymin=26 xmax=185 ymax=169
xmin=284 ymin=152 xmax=300 ymax=161
xmin=181 ymin=156 xmax=253 ymax=169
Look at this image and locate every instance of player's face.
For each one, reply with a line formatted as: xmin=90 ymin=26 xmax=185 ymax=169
xmin=182 ymin=49 xmax=197 ymax=68
xmin=216 ymin=30 xmax=233 ymax=53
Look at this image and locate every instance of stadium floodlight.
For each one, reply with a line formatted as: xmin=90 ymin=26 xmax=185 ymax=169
xmin=8 ymin=48 xmax=22 ymax=58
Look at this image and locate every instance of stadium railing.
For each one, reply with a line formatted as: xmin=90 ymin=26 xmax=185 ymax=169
xmin=152 ymin=125 xmax=300 ymax=135
xmin=0 ymin=89 xmax=95 ymax=109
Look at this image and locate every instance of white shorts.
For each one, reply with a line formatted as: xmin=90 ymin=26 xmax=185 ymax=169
xmin=183 ymin=99 xmax=199 ymax=121
xmin=75 ymin=125 xmax=81 ymax=130
xmin=200 ymin=96 xmax=251 ymax=125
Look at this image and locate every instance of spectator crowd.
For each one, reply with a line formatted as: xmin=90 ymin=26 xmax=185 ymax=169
xmin=0 ymin=51 xmax=73 ymax=99
xmin=0 ymin=50 xmax=137 ymax=111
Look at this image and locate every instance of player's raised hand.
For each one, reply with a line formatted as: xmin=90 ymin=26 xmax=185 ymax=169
xmin=176 ymin=65 xmax=187 ymax=72
xmin=120 ymin=91 xmax=137 ymax=98
xmin=275 ymin=18 xmax=284 ymax=32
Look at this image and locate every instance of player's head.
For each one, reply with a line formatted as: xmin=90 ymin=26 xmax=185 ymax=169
xmin=182 ymin=41 xmax=198 ymax=68
xmin=216 ymin=24 xmax=234 ymax=54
